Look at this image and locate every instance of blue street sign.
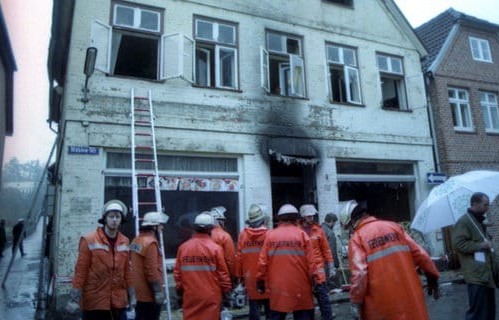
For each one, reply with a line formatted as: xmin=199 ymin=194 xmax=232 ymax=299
xmin=427 ymin=172 xmax=447 ymax=184
xmin=68 ymin=146 xmax=99 ymax=155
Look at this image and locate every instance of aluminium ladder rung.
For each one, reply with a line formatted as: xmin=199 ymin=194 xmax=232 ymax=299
xmin=135 ymin=96 xmax=149 ymax=100
xmin=135 ymin=132 xmax=152 ymax=136
xmin=135 ymin=120 xmax=151 ymax=124
xmin=135 ymin=158 xmax=155 ymax=162
xmin=138 ymin=201 xmax=157 ymax=206
xmin=134 ymin=108 xmax=150 ymax=112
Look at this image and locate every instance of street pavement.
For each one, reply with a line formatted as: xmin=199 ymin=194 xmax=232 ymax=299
xmin=0 ymin=219 xmax=43 ymax=320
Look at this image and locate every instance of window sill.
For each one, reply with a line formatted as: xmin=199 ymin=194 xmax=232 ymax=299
xmin=106 ymin=73 xmax=165 ymax=83
xmin=192 ymin=84 xmax=242 ymax=93
xmin=331 ymin=101 xmax=365 ymax=108
xmin=472 ymin=58 xmax=493 ymax=64
xmin=267 ymin=93 xmax=309 ymax=100
xmin=454 ymin=128 xmax=476 ymax=134
xmin=381 ymin=107 xmax=412 ymax=113
xmin=485 ymin=130 xmax=499 ymax=136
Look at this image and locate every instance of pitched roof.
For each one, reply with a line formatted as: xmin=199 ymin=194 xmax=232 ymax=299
xmin=415 ymin=8 xmax=499 ymax=72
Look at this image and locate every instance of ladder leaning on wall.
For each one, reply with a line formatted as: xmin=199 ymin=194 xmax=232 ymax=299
xmin=130 ymin=88 xmax=172 ymax=319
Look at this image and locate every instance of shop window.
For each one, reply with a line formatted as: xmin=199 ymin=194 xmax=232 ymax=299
xmin=90 ymin=1 xmax=194 ymax=81
xmin=377 ymin=54 xmax=407 ymax=110
xmin=326 ymin=44 xmax=361 ymax=104
xmin=261 ymin=31 xmax=306 ymax=97
xmin=194 ymin=17 xmax=238 ymax=89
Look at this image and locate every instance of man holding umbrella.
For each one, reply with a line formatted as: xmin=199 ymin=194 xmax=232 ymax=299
xmin=453 ymin=192 xmax=496 ymax=320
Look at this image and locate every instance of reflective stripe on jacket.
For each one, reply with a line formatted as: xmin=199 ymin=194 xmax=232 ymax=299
xmin=348 ymin=216 xmax=439 ymax=320
xmin=235 ymin=226 xmax=269 ymax=299
xmin=174 ymin=233 xmax=231 ymax=320
xmin=130 ymin=231 xmax=163 ymax=303
xmin=71 ymin=228 xmax=132 ymax=310
xmin=256 ymin=222 xmax=320 ymax=313
xmin=211 ymin=225 xmax=236 ymax=276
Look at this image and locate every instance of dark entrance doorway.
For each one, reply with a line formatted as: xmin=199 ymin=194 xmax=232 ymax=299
xmin=270 ymin=159 xmax=316 ymax=218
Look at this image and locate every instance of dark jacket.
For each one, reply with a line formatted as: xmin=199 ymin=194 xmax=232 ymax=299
xmin=453 ymin=210 xmax=495 ymax=288
xmin=321 ymin=222 xmax=339 ymax=268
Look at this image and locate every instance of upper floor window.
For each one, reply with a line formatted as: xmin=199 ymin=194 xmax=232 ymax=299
xmin=469 ymin=37 xmax=492 ymax=63
xmin=325 ymin=44 xmax=361 ymax=105
xmin=90 ymin=1 xmax=194 ymax=81
xmin=377 ymin=54 xmax=407 ymax=110
xmin=324 ymin=0 xmax=353 ymax=6
xmin=194 ymin=17 xmax=238 ymax=89
xmin=480 ymin=91 xmax=499 ymax=133
xmin=448 ymin=88 xmax=473 ymax=131
xmin=261 ymin=31 xmax=306 ymax=97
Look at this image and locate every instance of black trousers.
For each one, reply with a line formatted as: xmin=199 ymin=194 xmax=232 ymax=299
xmin=465 ymin=283 xmax=495 ymax=320
xmin=82 ymin=309 xmax=125 ymax=320
xmin=135 ymin=301 xmax=161 ymax=320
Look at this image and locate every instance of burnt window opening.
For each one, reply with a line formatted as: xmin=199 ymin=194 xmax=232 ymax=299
xmin=112 ymin=32 xmax=159 ymax=80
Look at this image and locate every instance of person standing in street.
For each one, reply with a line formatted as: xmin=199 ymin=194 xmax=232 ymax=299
xmin=67 ymin=200 xmax=136 ymax=320
xmin=130 ymin=211 xmax=169 ymax=320
xmin=210 ymin=206 xmax=237 ymax=278
xmin=340 ymin=200 xmax=440 ymax=320
xmin=321 ymin=213 xmax=340 ymax=288
xmin=235 ymin=204 xmax=270 ymax=320
xmin=299 ymin=204 xmax=335 ymax=320
xmin=174 ymin=212 xmax=232 ymax=320
xmin=12 ymin=218 xmax=26 ymax=256
xmin=453 ymin=192 xmax=496 ymax=320
xmin=0 ymin=219 xmax=6 ymax=257
xmin=256 ymin=204 xmax=323 ymax=320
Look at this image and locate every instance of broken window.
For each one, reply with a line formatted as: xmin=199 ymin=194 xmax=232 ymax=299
xmin=326 ymin=44 xmax=361 ymax=104
xmin=261 ymin=31 xmax=306 ymax=97
xmin=90 ymin=2 xmax=194 ymax=81
xmin=194 ymin=17 xmax=238 ymax=89
xmin=377 ymin=54 xmax=407 ymax=110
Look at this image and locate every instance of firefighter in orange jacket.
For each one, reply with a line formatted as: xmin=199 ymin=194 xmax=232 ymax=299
xmin=235 ymin=204 xmax=270 ymax=320
xmin=299 ymin=204 xmax=335 ymax=320
xmin=340 ymin=200 xmax=440 ymax=320
xmin=210 ymin=206 xmax=236 ymax=277
xmin=174 ymin=212 xmax=232 ymax=320
xmin=256 ymin=204 xmax=323 ymax=320
xmin=130 ymin=211 xmax=169 ymax=320
xmin=68 ymin=200 xmax=136 ymax=320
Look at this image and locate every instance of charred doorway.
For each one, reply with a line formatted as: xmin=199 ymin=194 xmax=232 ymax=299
xmin=270 ymin=158 xmax=317 ymax=217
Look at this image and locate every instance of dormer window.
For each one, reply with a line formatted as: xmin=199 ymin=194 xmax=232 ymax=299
xmin=469 ymin=37 xmax=492 ymax=63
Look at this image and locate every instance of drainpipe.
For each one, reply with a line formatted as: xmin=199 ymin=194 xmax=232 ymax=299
xmin=424 ymin=72 xmax=441 ymax=173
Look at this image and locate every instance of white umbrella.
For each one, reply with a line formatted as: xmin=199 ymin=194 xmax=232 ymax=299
xmin=411 ymin=170 xmax=499 ymax=233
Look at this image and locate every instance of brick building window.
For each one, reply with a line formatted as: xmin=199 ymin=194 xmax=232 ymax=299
xmin=194 ymin=17 xmax=238 ymax=89
xmin=480 ymin=92 xmax=499 ymax=132
xmin=325 ymin=44 xmax=362 ymax=105
xmin=261 ymin=31 xmax=306 ymax=97
xmin=376 ymin=54 xmax=407 ymax=110
xmin=469 ymin=37 xmax=492 ymax=63
xmin=448 ymin=88 xmax=473 ymax=131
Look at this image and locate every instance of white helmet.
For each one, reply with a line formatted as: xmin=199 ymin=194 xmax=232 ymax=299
xmin=277 ymin=204 xmax=299 ymax=216
xmin=194 ymin=212 xmax=215 ymax=227
xmin=299 ymin=204 xmax=318 ymax=217
xmin=141 ymin=211 xmax=169 ymax=227
xmin=339 ymin=200 xmax=367 ymax=229
xmin=99 ymin=200 xmax=127 ymax=224
xmin=210 ymin=206 xmax=227 ymax=220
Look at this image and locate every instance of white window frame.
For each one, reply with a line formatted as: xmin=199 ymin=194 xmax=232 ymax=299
xmin=194 ymin=17 xmax=238 ymax=90
xmin=113 ymin=4 xmax=160 ymax=32
xmin=261 ymin=31 xmax=306 ymax=97
xmin=448 ymin=88 xmax=474 ymax=131
xmin=325 ymin=44 xmax=361 ymax=104
xmin=480 ymin=91 xmax=499 ymax=133
xmin=377 ymin=54 xmax=408 ymax=110
xmin=469 ymin=37 xmax=493 ymax=63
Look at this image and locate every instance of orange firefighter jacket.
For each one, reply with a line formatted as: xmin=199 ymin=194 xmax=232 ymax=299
xmin=130 ymin=231 xmax=163 ymax=303
xmin=256 ymin=222 xmax=322 ymax=313
xmin=211 ymin=225 xmax=236 ymax=276
xmin=301 ymin=222 xmax=333 ymax=282
xmin=348 ymin=216 xmax=440 ymax=320
xmin=72 ymin=227 xmax=133 ymax=310
xmin=174 ymin=233 xmax=232 ymax=320
xmin=235 ymin=226 xmax=270 ymax=300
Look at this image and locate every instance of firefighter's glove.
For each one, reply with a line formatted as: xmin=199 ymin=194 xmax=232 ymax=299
xmin=151 ymin=282 xmax=165 ymax=305
xmin=256 ymin=279 xmax=265 ymax=294
xmin=350 ymin=303 xmax=361 ymax=319
xmin=426 ymin=274 xmax=440 ymax=300
xmin=127 ymin=287 xmax=137 ymax=311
